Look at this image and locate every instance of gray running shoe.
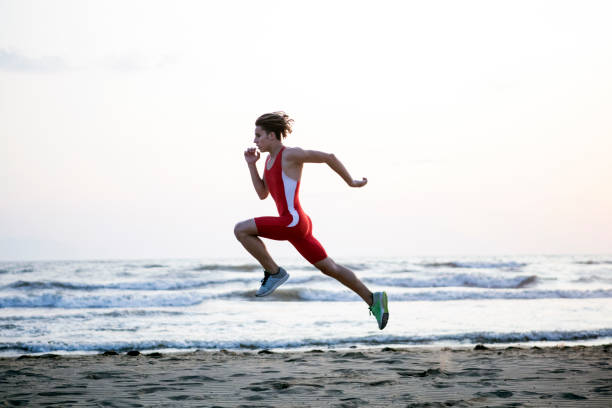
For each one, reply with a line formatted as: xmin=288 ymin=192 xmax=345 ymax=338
xmin=255 ymin=267 xmax=289 ymax=297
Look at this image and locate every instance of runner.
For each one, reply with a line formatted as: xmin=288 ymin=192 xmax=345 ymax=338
xmin=234 ymin=112 xmax=389 ymax=330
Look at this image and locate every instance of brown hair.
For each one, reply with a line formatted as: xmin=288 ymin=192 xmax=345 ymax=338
xmin=255 ymin=111 xmax=294 ymax=140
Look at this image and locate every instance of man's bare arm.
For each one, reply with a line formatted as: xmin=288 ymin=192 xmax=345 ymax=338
xmin=286 ymin=147 xmax=367 ymax=188
xmin=244 ymin=148 xmax=269 ymax=199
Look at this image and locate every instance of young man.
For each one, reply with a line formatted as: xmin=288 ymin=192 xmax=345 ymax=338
xmin=234 ymin=112 xmax=389 ymax=330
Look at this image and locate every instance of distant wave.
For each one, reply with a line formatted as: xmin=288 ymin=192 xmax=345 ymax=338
xmin=422 ymin=261 xmax=527 ymax=269
xmin=572 ymin=275 xmax=612 ymax=284
xmin=0 ymin=291 xmax=210 ymax=308
xmin=2 ymin=278 xmax=249 ymax=291
xmin=191 ymin=263 xmax=318 ymax=272
xmin=192 ymin=263 xmax=262 ymax=272
xmin=364 ymin=274 xmax=538 ymax=289
xmin=5 ymin=280 xmax=100 ymax=290
xmin=0 ymin=266 xmax=34 ymax=274
xmin=2 ymin=328 xmax=611 ymax=354
xmin=2 ymin=287 xmax=612 ymax=308
xmin=575 ymin=260 xmax=612 ymax=265
xmin=339 ymin=263 xmax=369 ymax=271
xmin=2 ymin=275 xmax=326 ymax=292
xmin=0 ymin=309 xmax=186 ymax=322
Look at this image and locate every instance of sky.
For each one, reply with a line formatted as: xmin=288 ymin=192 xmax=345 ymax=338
xmin=1 ymin=0 xmax=611 ymax=261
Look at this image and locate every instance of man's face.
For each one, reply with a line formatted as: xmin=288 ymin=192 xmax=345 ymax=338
xmin=253 ymin=125 xmax=274 ymax=152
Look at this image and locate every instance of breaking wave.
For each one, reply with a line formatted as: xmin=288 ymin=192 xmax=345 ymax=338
xmin=364 ymin=274 xmax=538 ymax=289
xmin=2 ymin=275 xmax=327 ymax=292
xmin=2 ymin=286 xmax=612 ymax=308
xmin=224 ymin=288 xmax=612 ymax=302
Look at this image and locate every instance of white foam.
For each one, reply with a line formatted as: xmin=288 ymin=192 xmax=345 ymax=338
xmin=2 ymin=328 xmax=611 ymax=355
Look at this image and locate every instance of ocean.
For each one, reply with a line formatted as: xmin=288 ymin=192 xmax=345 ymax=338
xmin=1 ymin=255 xmax=611 ymax=356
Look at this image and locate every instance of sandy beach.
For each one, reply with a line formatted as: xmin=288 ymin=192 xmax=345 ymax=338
xmin=1 ymin=344 xmax=610 ymax=407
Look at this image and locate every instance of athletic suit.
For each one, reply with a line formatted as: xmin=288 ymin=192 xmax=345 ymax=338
xmin=254 ymin=147 xmax=328 ymax=264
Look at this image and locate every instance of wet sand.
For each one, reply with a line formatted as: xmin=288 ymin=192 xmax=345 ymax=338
xmin=1 ymin=344 xmax=610 ymax=407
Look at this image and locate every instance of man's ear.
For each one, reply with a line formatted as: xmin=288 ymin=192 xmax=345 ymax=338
xmin=268 ymin=131 xmax=276 ymax=140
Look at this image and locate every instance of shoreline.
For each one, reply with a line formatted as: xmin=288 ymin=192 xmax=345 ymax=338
xmin=2 ymin=344 xmax=610 ymax=406
xmin=2 ymin=336 xmax=612 ymax=359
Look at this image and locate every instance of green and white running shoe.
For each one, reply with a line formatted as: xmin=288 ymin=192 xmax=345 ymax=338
xmin=369 ymin=291 xmax=389 ymax=330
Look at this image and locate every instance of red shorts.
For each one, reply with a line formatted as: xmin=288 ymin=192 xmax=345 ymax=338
xmin=254 ymin=214 xmax=328 ymax=264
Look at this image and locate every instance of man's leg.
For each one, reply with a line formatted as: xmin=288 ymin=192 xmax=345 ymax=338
xmin=234 ymin=219 xmax=279 ymax=273
xmin=314 ymin=257 xmax=373 ymax=306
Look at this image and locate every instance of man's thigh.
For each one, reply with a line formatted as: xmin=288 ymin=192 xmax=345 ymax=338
xmin=254 ymin=216 xmax=297 ymax=240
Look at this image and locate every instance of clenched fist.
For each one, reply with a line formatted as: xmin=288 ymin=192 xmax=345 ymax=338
xmin=244 ymin=147 xmax=260 ymax=164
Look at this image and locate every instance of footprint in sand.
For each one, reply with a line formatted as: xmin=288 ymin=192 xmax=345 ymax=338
xmin=592 ymin=384 xmax=612 ymax=394
xmin=367 ymin=379 xmax=396 ymax=386
xmin=558 ymin=392 xmax=588 ymax=400
xmin=337 ymin=397 xmax=369 ymax=407
xmin=475 ymin=389 xmax=513 ymax=398
xmin=339 ymin=352 xmax=370 ymax=359
xmin=176 ymin=375 xmax=224 ymax=382
xmin=396 ymin=368 xmax=451 ymax=378
xmin=325 ymin=389 xmax=344 ymax=396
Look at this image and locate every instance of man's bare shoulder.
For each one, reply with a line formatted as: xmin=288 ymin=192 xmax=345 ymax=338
xmin=283 ymin=146 xmax=305 ymax=160
xmin=284 ymin=146 xmax=330 ymax=164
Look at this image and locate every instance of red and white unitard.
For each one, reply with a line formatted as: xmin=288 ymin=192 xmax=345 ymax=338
xmin=254 ymin=147 xmax=328 ymax=264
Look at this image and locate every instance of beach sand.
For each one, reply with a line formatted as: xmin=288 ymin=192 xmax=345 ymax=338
xmin=1 ymin=345 xmax=610 ymax=407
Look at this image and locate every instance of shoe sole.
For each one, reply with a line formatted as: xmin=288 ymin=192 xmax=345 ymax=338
xmin=379 ymin=292 xmax=389 ymax=330
xmin=255 ymin=273 xmax=289 ymax=297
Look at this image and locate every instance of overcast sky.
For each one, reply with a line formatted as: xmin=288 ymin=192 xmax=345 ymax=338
xmin=1 ymin=0 xmax=611 ymax=261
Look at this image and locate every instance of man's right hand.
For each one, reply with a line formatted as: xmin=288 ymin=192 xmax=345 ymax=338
xmin=244 ymin=147 xmax=260 ymax=164
xmin=348 ymin=177 xmax=368 ymax=188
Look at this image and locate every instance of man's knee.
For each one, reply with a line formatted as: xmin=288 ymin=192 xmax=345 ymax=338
xmin=234 ymin=221 xmax=247 ymax=240
xmin=234 ymin=220 xmax=256 ymax=240
xmin=315 ymin=258 xmax=338 ymax=277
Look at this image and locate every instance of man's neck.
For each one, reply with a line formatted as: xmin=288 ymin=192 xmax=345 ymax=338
xmin=269 ymin=143 xmax=283 ymax=158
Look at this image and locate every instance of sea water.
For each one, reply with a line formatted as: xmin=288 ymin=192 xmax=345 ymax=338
xmin=1 ymin=255 xmax=611 ymax=356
